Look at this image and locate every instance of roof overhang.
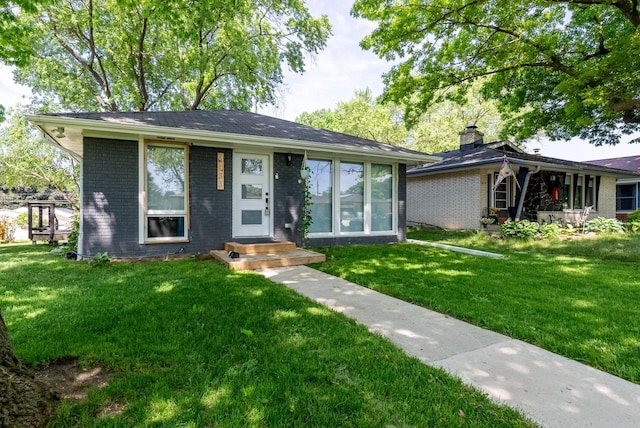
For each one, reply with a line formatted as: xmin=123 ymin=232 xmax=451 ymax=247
xmin=407 ymin=156 xmax=640 ymax=178
xmin=25 ymin=114 xmax=440 ymax=165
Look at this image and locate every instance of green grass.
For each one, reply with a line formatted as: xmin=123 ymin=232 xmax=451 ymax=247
xmin=312 ymin=230 xmax=640 ymax=384
xmin=0 ymin=243 xmax=535 ymax=427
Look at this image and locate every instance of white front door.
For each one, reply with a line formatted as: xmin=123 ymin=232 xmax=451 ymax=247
xmin=233 ymin=153 xmax=271 ymax=237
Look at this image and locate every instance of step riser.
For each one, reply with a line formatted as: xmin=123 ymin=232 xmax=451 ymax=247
xmin=225 ymin=241 xmax=296 ymax=255
xmin=220 ymin=256 xmax=325 ymax=271
xmin=211 ymin=247 xmax=325 ymax=271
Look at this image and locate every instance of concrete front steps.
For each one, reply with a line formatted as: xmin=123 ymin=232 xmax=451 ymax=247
xmin=211 ymin=241 xmax=326 ymax=270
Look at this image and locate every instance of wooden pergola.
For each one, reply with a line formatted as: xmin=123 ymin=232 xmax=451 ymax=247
xmin=27 ymin=201 xmax=70 ymax=244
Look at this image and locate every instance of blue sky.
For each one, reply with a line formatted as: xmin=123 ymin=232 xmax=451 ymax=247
xmin=2 ymin=0 xmax=638 ymax=162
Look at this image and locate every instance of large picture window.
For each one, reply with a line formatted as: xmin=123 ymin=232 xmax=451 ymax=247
xmin=308 ymin=159 xmax=333 ymax=233
xmin=307 ymin=159 xmax=395 ymax=236
xmin=144 ymin=143 xmax=188 ymax=241
xmin=340 ymin=162 xmax=364 ymax=233
xmin=371 ymin=164 xmax=393 ymax=231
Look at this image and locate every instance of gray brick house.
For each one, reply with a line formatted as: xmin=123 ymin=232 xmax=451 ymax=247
xmin=27 ymin=110 xmax=436 ymax=258
xmin=407 ymin=126 xmax=639 ymax=230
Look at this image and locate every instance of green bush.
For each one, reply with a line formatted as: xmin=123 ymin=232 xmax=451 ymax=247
xmin=625 ymin=210 xmax=640 ymax=233
xmin=583 ymin=217 xmax=626 ymax=234
xmin=626 ymin=209 xmax=640 ymax=223
xmin=500 ymin=220 xmax=540 ymax=239
xmin=538 ymin=222 xmax=562 ymax=239
xmin=500 ymin=220 xmax=564 ymax=240
xmin=15 ymin=212 xmax=30 ymax=229
xmin=89 ymin=251 xmax=112 ymax=266
xmin=66 ymin=214 xmax=79 ymax=252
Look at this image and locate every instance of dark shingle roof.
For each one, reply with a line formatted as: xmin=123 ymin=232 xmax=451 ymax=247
xmin=586 ymin=156 xmax=640 ymax=172
xmin=408 ymin=142 xmax=640 ymax=177
xmin=43 ymin=109 xmax=430 ymax=159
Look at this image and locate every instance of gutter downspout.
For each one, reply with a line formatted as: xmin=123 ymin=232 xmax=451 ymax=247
xmin=39 ymin=128 xmax=84 ymax=260
xmin=514 ymin=165 xmax=541 ymax=221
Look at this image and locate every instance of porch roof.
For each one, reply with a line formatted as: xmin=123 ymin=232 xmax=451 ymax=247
xmin=25 ymin=110 xmax=439 ymax=164
xmin=408 ymin=142 xmax=640 ymax=178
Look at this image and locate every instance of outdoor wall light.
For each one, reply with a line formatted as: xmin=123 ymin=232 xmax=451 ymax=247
xmin=54 ymin=127 xmax=66 ymax=138
xmin=286 ymin=154 xmax=292 ymax=166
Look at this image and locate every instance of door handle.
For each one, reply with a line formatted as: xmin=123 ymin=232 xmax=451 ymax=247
xmin=265 ymin=192 xmax=270 ymax=216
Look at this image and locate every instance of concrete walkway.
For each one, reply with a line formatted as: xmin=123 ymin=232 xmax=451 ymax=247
xmin=258 ymin=265 xmax=640 ymax=428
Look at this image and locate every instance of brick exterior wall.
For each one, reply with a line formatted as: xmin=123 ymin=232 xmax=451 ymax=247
xmin=82 ymin=138 xmax=407 ymax=256
xmin=188 ymin=146 xmax=234 ymax=253
xmin=596 ymin=176 xmax=617 ymax=219
xmin=273 ymin=152 xmax=305 ymax=246
xmin=407 ymin=168 xmax=619 ymax=230
xmin=407 ymin=171 xmax=482 ymax=230
xmin=82 ymin=138 xmax=140 ymax=257
xmin=82 ymin=139 xmax=234 ymax=258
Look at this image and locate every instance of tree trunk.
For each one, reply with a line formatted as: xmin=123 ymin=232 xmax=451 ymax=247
xmin=0 ymin=310 xmax=58 ymax=427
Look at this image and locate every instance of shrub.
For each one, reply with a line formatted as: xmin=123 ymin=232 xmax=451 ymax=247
xmin=583 ymin=217 xmax=626 ymax=234
xmin=89 ymin=252 xmax=112 ymax=266
xmin=624 ymin=209 xmax=640 ymax=233
xmin=66 ymin=214 xmax=80 ymax=252
xmin=538 ymin=222 xmax=562 ymax=239
xmin=500 ymin=220 xmax=540 ymax=239
xmin=626 ymin=209 xmax=640 ymax=223
xmin=0 ymin=216 xmax=18 ymax=242
xmin=15 ymin=212 xmax=29 ymax=229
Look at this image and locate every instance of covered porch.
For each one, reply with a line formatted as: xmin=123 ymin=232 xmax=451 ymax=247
xmin=499 ymin=169 xmax=603 ymax=226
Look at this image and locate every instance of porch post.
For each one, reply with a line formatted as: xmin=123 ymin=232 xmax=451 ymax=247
xmin=595 ymin=176 xmax=601 ymax=210
xmin=514 ymin=166 xmax=541 ymax=221
xmin=513 ymin=167 xmax=529 ymax=220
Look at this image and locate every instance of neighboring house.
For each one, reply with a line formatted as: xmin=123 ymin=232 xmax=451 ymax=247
xmin=26 ymin=110 xmax=437 ymax=258
xmin=587 ymin=156 xmax=640 ymax=220
xmin=407 ymin=126 xmax=639 ymax=230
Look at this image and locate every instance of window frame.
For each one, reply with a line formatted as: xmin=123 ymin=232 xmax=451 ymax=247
xmin=307 ymin=158 xmax=397 ymax=237
xmin=616 ymin=182 xmax=638 ymax=212
xmin=139 ymin=140 xmax=190 ymax=244
xmin=307 ymin=159 xmax=334 ymax=235
xmin=563 ymin=174 xmax=597 ymax=210
xmin=492 ymin=172 xmax=512 ymax=209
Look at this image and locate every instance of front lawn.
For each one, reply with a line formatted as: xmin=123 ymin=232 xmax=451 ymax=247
xmin=0 ymin=243 xmax=535 ymax=427
xmin=313 ymin=230 xmax=640 ymax=384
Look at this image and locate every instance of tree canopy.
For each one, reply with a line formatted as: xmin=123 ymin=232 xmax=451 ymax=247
xmin=7 ymin=0 xmax=331 ymax=112
xmin=296 ymin=85 xmax=505 ymax=154
xmin=352 ymin=0 xmax=640 ymax=145
xmin=0 ymin=0 xmax=48 ymax=65
xmin=297 ymin=88 xmax=408 ymax=145
xmin=0 ymin=106 xmax=79 ymax=208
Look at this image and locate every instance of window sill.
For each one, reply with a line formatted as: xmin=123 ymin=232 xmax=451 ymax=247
xmin=143 ymin=239 xmax=190 ymax=245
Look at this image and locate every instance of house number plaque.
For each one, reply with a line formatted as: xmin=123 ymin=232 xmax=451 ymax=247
xmin=217 ymin=152 xmax=224 ymax=190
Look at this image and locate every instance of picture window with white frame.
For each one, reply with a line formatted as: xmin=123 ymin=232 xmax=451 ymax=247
xmin=307 ymin=159 xmax=396 ymax=236
xmin=144 ymin=142 xmax=189 ymax=241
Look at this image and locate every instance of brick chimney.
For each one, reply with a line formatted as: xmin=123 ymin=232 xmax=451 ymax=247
xmin=459 ymin=125 xmax=484 ymax=152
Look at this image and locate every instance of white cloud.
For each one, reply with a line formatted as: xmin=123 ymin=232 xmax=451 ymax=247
xmin=0 ymin=65 xmax=31 ymax=109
